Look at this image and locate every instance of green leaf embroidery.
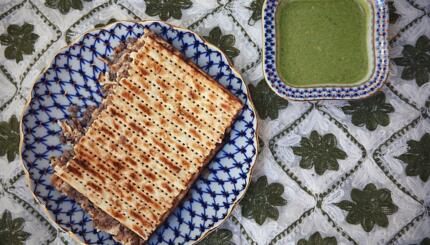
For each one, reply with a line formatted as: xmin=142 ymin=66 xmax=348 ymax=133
xmin=94 ymin=18 xmax=117 ymax=28
xmin=292 ymin=131 xmax=347 ymax=175
xmin=0 ymin=115 xmax=20 ymax=162
xmin=0 ymin=210 xmax=31 ymax=245
xmin=197 ymin=229 xmax=235 ymax=245
xmin=297 ymin=232 xmax=337 ymax=245
xmin=45 ymin=0 xmax=92 ymax=15
xmin=388 ymin=1 xmax=400 ymax=24
xmin=144 ymin=0 xmax=192 ymax=21
xmin=335 ymin=183 xmax=398 ymax=232
xmin=420 ymin=238 xmax=430 ymax=245
xmin=258 ymin=137 xmax=265 ymax=154
xmin=246 ymin=0 xmax=264 ymax=25
xmin=395 ymin=133 xmax=430 ymax=182
xmin=203 ymin=27 xmax=240 ymax=63
xmin=393 ymin=35 xmax=430 ymax=87
xmin=341 ymin=92 xmax=394 ymax=131
xmin=0 ymin=23 xmax=39 ymax=63
xmin=240 ymin=176 xmax=287 ymax=225
xmin=248 ymin=79 xmax=288 ymax=120
xmin=426 ymin=96 xmax=430 ymax=111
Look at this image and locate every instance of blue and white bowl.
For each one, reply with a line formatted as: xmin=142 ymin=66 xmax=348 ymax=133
xmin=20 ymin=20 xmax=257 ymax=245
xmin=263 ymin=0 xmax=389 ymax=100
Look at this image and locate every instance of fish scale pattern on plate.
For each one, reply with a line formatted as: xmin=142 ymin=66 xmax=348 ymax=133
xmin=53 ymin=30 xmax=243 ymax=242
xmin=21 ymin=21 xmax=257 ymax=244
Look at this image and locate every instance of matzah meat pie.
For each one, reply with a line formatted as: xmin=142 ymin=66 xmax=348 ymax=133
xmin=50 ymin=30 xmax=243 ymax=244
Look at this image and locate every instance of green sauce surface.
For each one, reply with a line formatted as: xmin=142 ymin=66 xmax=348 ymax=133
xmin=275 ymin=0 xmax=372 ymax=86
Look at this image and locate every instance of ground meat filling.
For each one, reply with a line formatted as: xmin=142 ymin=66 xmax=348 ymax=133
xmin=51 ymin=176 xmax=143 ymax=244
xmin=58 ymin=105 xmax=97 ymax=144
xmin=51 ymin=40 xmax=148 ymax=244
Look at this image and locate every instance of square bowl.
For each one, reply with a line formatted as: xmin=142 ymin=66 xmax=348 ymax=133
xmin=263 ymin=0 xmax=389 ymax=100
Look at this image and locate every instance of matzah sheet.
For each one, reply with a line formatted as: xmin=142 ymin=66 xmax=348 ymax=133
xmin=54 ymin=30 xmax=243 ymax=241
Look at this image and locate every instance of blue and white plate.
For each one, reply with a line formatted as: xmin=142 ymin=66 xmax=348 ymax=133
xmin=263 ymin=0 xmax=389 ymax=100
xmin=20 ymin=21 xmax=257 ymax=245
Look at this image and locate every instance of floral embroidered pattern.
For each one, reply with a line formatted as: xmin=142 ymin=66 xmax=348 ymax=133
xmin=420 ymin=238 xmax=430 ymax=245
xmin=240 ymin=176 xmax=287 ymax=225
xmin=393 ymin=35 xmax=430 ymax=87
xmin=292 ymin=131 xmax=347 ymax=175
xmin=0 ymin=210 xmax=31 ymax=245
xmin=203 ymin=27 xmax=240 ymax=63
xmin=94 ymin=18 xmax=117 ymax=28
xmin=247 ymin=0 xmax=264 ymax=25
xmin=297 ymin=232 xmax=337 ymax=245
xmin=335 ymin=183 xmax=398 ymax=232
xmin=396 ymin=133 xmax=430 ymax=182
xmin=45 ymin=0 xmax=92 ymax=15
xmin=144 ymin=0 xmax=192 ymax=21
xmin=258 ymin=137 xmax=265 ymax=154
xmin=0 ymin=23 xmax=39 ymax=63
xmin=248 ymin=79 xmax=288 ymax=120
xmin=197 ymin=229 xmax=235 ymax=245
xmin=426 ymin=96 xmax=430 ymax=112
xmin=388 ymin=1 xmax=400 ymax=24
xmin=341 ymin=92 xmax=394 ymax=131
xmin=0 ymin=115 xmax=20 ymax=162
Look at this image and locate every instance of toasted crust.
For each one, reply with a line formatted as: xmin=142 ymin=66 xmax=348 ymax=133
xmin=52 ymin=29 xmax=243 ymax=243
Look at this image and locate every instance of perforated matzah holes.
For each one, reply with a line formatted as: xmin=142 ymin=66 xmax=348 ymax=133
xmin=53 ymin=30 xmax=243 ymax=242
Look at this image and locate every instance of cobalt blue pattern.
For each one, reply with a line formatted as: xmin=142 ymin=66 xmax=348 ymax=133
xmin=262 ymin=0 xmax=389 ymax=100
xmin=20 ymin=21 xmax=257 ymax=245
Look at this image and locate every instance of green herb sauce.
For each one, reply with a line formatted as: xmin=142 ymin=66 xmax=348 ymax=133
xmin=275 ymin=0 xmax=372 ymax=86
